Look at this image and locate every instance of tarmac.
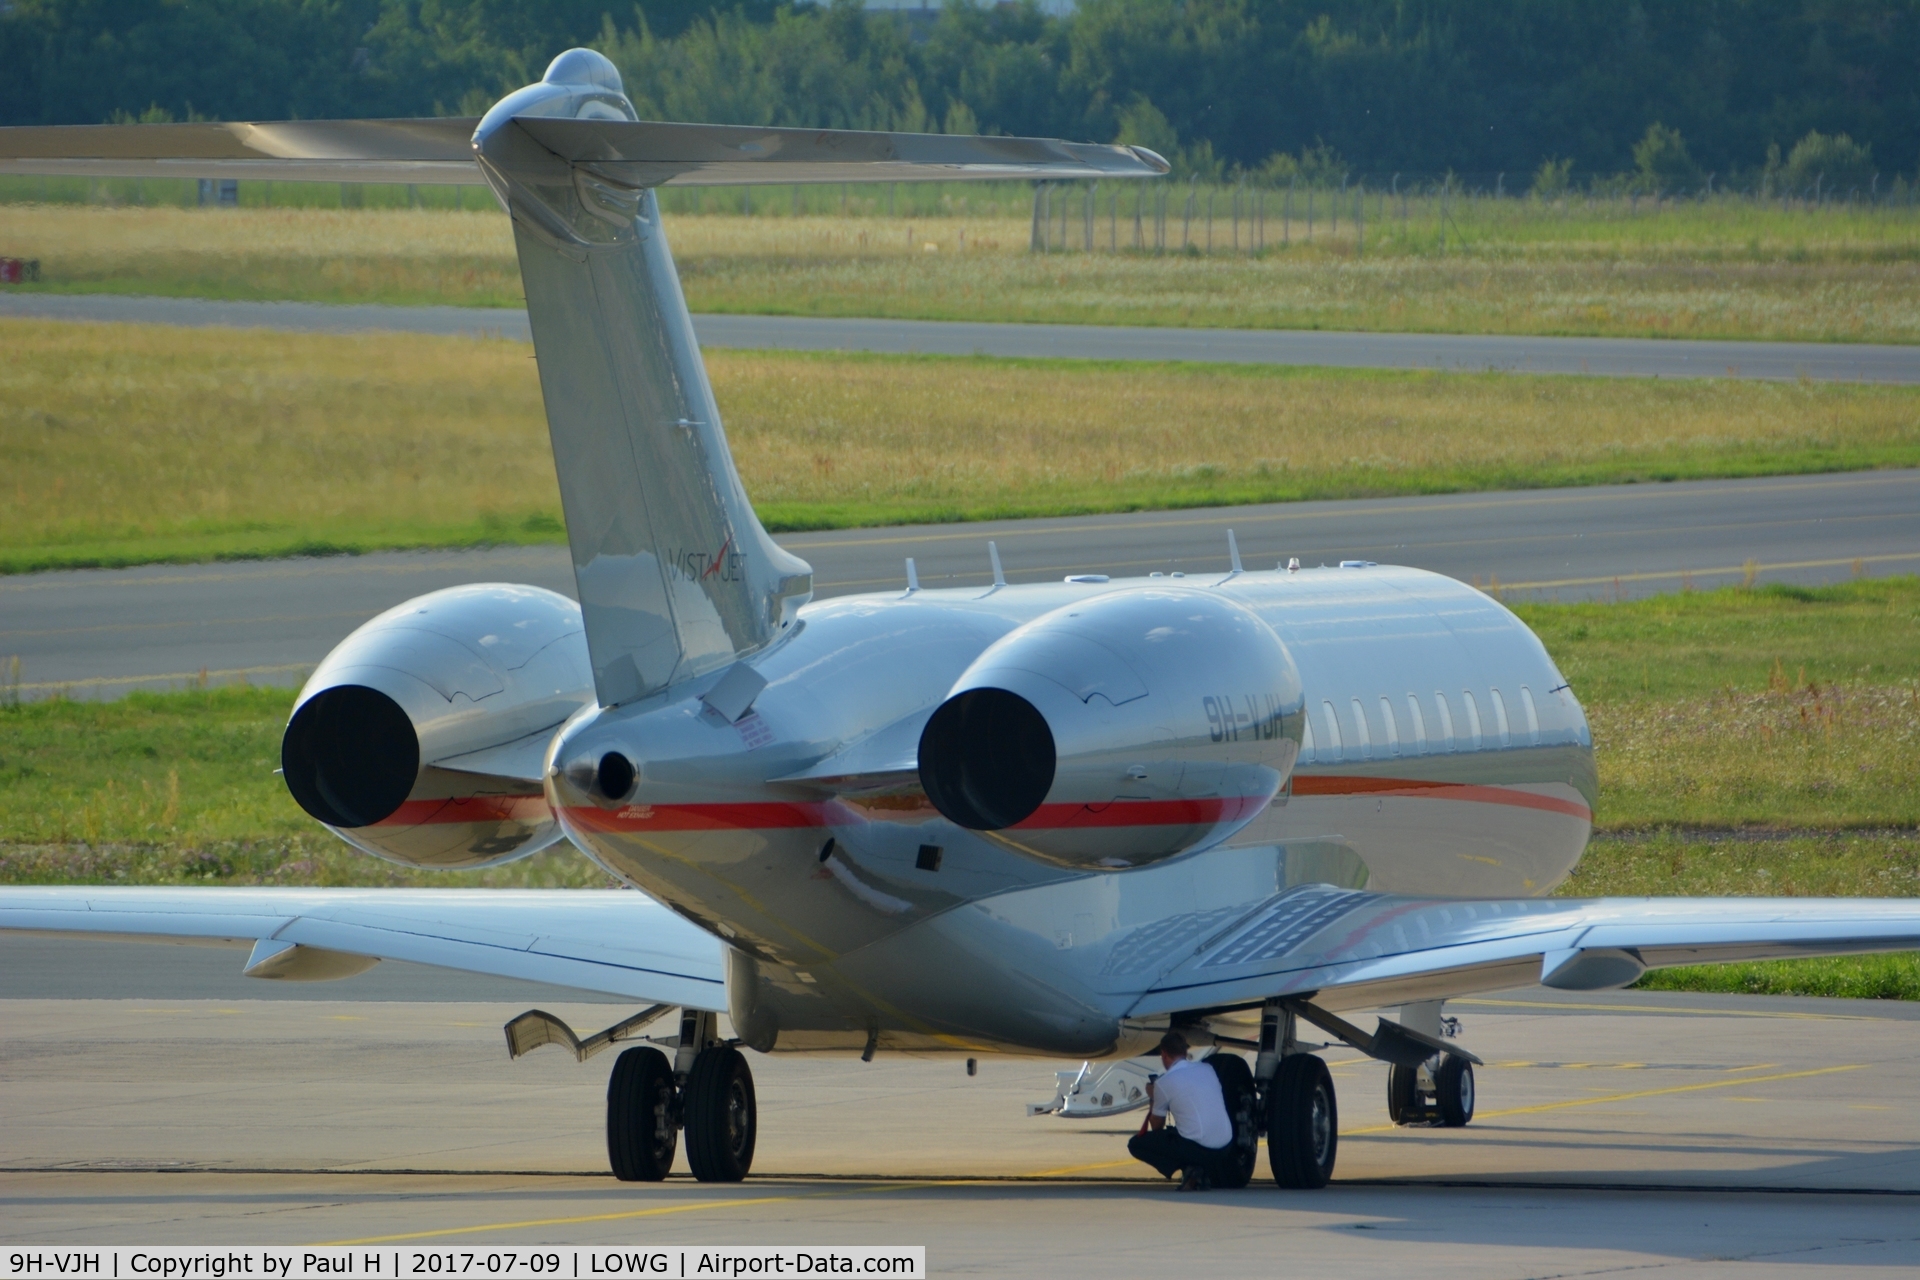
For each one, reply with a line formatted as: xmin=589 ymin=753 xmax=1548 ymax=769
xmin=2 ymin=942 xmax=1916 ymax=1272
xmin=7 ymin=469 xmax=1919 ymax=699
xmin=4 ymin=292 xmax=1918 ymax=383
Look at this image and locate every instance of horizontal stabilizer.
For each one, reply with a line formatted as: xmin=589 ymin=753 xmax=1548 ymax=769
xmin=0 ymin=116 xmax=1165 ymax=188
xmin=0 ymin=118 xmax=479 ymax=184
xmin=511 ymin=117 xmax=1167 ymax=187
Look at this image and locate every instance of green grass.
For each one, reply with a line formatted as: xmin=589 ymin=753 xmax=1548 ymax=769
xmin=4 ymin=582 xmax=1915 ymax=995
xmin=9 ymin=317 xmax=1920 ymax=574
xmin=8 ymin=199 xmax=1920 ymax=341
xmin=0 ymin=687 xmax=614 ymax=889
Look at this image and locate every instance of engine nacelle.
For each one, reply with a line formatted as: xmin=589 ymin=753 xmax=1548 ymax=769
xmin=918 ymin=586 xmax=1303 ymax=868
xmin=281 ymin=584 xmax=594 ymax=869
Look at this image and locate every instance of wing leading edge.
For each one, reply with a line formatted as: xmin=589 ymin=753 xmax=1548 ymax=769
xmin=0 ymin=886 xmax=726 ymax=1008
xmin=1127 ymin=884 xmax=1920 ymax=1018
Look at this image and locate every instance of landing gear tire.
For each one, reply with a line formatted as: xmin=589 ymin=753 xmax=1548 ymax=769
xmin=1386 ymin=1062 xmax=1421 ymax=1126
xmin=1205 ymin=1052 xmax=1258 ymax=1190
xmin=683 ymin=1045 xmax=757 ymax=1182
xmin=607 ymin=1046 xmax=678 ymax=1182
xmin=1434 ymin=1054 xmax=1475 ymax=1128
xmin=1266 ymin=1054 xmax=1337 ymax=1189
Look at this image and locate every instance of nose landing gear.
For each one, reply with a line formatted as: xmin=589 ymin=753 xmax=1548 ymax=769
xmin=606 ymin=1009 xmax=759 ymax=1183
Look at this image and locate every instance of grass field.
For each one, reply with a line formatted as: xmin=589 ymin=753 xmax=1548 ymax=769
xmin=7 ymin=318 xmax=1920 ymax=573
xmin=2 ymin=580 xmax=1915 ymax=996
xmin=6 ymin=201 xmax=1920 ymax=342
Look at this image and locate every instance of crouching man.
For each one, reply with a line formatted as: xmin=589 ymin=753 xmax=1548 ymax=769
xmin=1127 ymin=1031 xmax=1233 ymax=1190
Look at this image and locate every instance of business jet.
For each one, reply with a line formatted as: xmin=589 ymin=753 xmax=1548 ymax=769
xmin=3 ymin=49 xmax=1915 ymax=1189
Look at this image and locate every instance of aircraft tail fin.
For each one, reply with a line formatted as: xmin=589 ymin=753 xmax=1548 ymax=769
xmin=474 ymin=50 xmax=1163 ymax=708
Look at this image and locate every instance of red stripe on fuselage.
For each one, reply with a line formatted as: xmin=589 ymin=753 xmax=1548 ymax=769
xmin=1291 ymin=774 xmax=1592 ymax=820
xmin=544 ymin=775 xmax=1589 ymax=834
xmin=1012 ymin=795 xmax=1270 ymax=829
xmin=372 ymin=794 xmax=549 ymax=827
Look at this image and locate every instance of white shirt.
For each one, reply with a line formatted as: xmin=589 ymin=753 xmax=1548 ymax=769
xmin=1150 ymin=1057 xmax=1233 ymax=1149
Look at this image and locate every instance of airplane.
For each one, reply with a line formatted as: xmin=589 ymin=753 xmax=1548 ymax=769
xmin=4 ymin=47 xmax=1917 ymax=1190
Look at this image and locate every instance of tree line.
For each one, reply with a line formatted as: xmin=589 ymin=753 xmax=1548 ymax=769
xmin=4 ymin=0 xmax=1915 ymax=191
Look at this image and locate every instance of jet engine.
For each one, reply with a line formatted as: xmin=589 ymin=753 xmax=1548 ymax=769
xmin=281 ymin=584 xmax=594 ymax=869
xmin=918 ymin=587 xmax=1303 ymax=868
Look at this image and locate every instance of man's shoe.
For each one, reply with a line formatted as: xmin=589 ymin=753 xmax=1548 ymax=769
xmin=1177 ymin=1169 xmax=1210 ymax=1192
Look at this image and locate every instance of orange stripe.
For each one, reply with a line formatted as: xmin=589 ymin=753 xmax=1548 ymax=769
xmin=1292 ymin=774 xmax=1591 ymax=820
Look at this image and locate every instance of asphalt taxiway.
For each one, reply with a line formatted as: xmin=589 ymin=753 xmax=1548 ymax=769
xmin=6 ymin=468 xmax=1917 ymax=699
xmin=1 ymin=947 xmax=1915 ymax=1272
xmin=4 ymin=292 xmax=1918 ymax=383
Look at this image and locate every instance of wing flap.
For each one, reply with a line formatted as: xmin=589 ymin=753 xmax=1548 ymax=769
xmin=0 ymin=886 xmax=726 ymax=1007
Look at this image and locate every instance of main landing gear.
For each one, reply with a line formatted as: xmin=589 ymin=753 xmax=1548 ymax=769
xmin=1385 ymin=1002 xmax=1474 ymax=1128
xmin=1249 ymin=1002 xmax=1339 ymax=1188
xmin=607 ymin=1010 xmax=758 ymax=1182
xmin=1387 ymin=1053 xmax=1475 ymax=1128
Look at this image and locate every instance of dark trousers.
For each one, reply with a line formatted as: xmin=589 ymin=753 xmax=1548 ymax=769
xmin=1129 ymin=1128 xmax=1227 ymax=1179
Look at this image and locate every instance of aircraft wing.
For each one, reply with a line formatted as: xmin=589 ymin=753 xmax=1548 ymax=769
xmin=0 ymin=886 xmax=726 ymax=1008
xmin=1126 ymin=885 xmax=1920 ymax=1018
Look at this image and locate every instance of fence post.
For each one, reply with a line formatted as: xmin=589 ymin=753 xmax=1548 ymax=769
xmin=1133 ymin=187 xmax=1143 ymax=250
xmin=1031 ymin=182 xmax=1045 ymax=252
xmin=1084 ymin=182 xmax=1095 ymax=252
xmin=1206 ymin=186 xmax=1214 ymax=253
xmin=1110 ymin=186 xmax=1118 ymax=250
xmin=1182 ymin=177 xmax=1195 ymax=250
xmin=1355 ymin=182 xmax=1363 ymax=259
xmin=1333 ymin=176 xmax=1342 ymax=236
xmin=1285 ymin=178 xmax=1293 ymax=247
xmin=1306 ymin=184 xmax=1313 ymax=242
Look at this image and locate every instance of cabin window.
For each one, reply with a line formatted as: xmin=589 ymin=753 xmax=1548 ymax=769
xmin=1379 ymin=697 xmax=1400 ymax=757
xmin=1321 ymin=700 xmax=1343 ymax=761
xmin=1519 ymin=685 xmax=1541 ymax=745
xmin=1489 ymin=687 xmax=1511 ymax=747
xmin=1462 ymin=690 xmax=1484 ymax=750
xmin=1432 ymin=692 xmax=1455 ymax=752
xmin=1349 ymin=697 xmax=1372 ymax=759
xmin=1405 ymin=694 xmax=1428 ymax=755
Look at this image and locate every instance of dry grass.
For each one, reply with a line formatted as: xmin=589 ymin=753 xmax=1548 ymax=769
xmin=8 ymin=317 xmax=1920 ymax=570
xmin=8 ymin=203 xmax=1920 ymax=341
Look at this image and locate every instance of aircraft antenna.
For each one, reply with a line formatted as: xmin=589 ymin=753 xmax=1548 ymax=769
xmin=988 ymin=542 xmax=1006 ymax=589
xmin=1227 ymin=529 xmax=1244 ymax=575
xmin=904 ymin=558 xmax=919 ymax=594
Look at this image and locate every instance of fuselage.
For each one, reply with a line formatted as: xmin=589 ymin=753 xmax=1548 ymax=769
xmin=545 ymin=562 xmax=1596 ymax=1059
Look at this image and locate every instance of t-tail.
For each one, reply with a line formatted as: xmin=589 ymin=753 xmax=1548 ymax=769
xmin=470 ymin=49 xmax=1164 ymax=706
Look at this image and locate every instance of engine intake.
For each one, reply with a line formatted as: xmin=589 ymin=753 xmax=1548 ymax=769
xmin=919 ymin=688 xmax=1056 ymax=830
xmin=918 ymin=587 xmax=1303 ymax=869
xmin=282 ymin=685 xmax=419 ymax=828
xmin=282 ymin=584 xmax=594 ymax=869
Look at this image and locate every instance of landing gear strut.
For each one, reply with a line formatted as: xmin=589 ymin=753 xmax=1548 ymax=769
xmin=605 ymin=1009 xmax=758 ymax=1183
